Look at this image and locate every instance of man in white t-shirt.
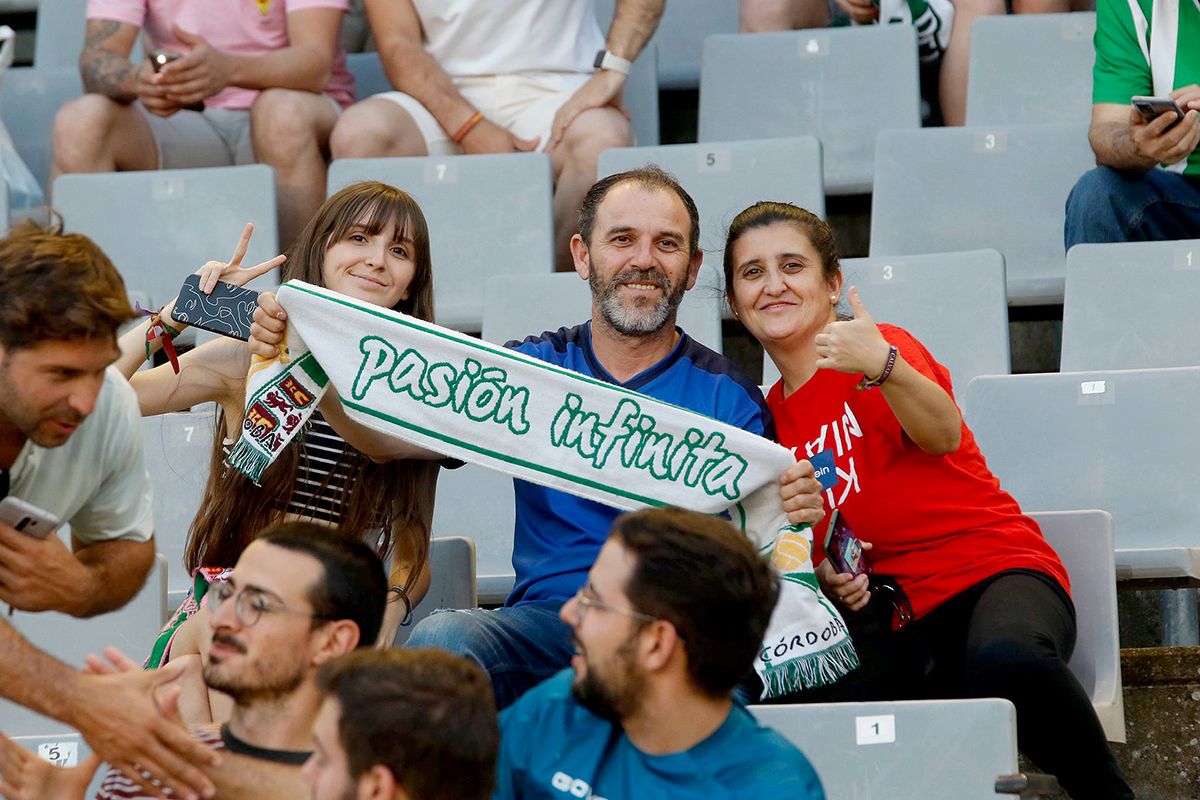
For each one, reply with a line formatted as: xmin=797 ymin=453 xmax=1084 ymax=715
xmin=0 ymin=221 xmax=223 ymax=800
xmin=51 ymin=0 xmax=356 ymax=248
xmin=329 ymin=0 xmax=664 ymax=271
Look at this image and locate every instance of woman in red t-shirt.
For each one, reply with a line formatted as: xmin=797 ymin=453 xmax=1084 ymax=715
xmin=723 ymin=202 xmax=1132 ymax=800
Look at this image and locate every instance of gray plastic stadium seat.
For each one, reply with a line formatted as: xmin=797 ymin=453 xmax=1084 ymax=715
xmin=345 ymin=52 xmax=393 ymax=99
xmin=751 ymin=698 xmax=1018 ymax=799
xmin=698 ymin=26 xmax=920 ymax=194
xmin=870 ymin=124 xmax=1095 ymax=305
xmin=595 ymin=0 xmax=738 ymax=89
xmin=33 ymin=0 xmax=85 ymax=68
xmin=598 ymin=136 xmax=825 ymax=322
xmin=394 ymin=536 xmax=477 ymax=645
xmin=483 ymin=272 xmax=721 ymax=356
xmin=142 ymin=409 xmax=218 ymax=605
xmin=0 ymin=555 xmax=167 ymax=736
xmin=1030 ymin=510 xmax=1126 ymax=741
xmin=430 ymin=464 xmax=515 ymax=605
xmin=53 ymin=165 xmax=280 ymax=309
xmin=0 ymin=67 xmax=83 ymax=195
xmin=963 ymin=367 xmax=1200 ymax=584
xmin=1061 ymin=239 xmax=1200 ymax=371
xmin=966 ymin=13 xmax=1095 ymax=126
xmin=327 ymin=153 xmax=554 ymax=332
xmin=762 ymin=249 xmax=1010 ymax=389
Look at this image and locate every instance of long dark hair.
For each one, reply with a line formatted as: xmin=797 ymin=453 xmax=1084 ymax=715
xmin=186 ymin=182 xmax=437 ymax=595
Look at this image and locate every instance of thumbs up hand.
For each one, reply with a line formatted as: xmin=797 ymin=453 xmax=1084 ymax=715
xmin=813 ymin=286 xmax=892 ymax=377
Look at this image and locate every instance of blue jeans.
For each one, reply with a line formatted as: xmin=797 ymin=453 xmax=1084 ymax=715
xmin=1064 ymin=165 xmax=1200 ymax=250
xmin=405 ymin=600 xmax=573 ymax=709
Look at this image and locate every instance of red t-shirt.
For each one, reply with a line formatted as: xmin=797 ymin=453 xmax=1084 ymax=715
xmin=767 ymin=324 xmax=1069 ymax=619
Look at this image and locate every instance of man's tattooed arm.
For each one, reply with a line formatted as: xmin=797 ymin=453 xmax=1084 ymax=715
xmin=79 ymin=19 xmax=141 ymax=101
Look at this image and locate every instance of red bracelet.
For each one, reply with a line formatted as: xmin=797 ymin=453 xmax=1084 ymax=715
xmin=450 ymin=110 xmax=484 ymax=144
xmin=857 ymin=345 xmax=898 ymax=391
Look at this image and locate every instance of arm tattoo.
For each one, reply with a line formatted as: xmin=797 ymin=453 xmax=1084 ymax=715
xmin=80 ymin=20 xmax=139 ymax=102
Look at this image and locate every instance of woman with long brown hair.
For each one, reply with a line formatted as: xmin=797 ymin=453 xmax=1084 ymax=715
xmin=115 ymin=182 xmax=440 ymax=714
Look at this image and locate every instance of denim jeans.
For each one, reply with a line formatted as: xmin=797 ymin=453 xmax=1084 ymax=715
xmin=405 ymin=600 xmax=573 ymax=709
xmin=1065 ymin=165 xmax=1200 ymax=250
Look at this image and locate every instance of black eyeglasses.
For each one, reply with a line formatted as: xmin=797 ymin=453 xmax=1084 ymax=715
xmin=208 ymin=582 xmax=328 ymax=628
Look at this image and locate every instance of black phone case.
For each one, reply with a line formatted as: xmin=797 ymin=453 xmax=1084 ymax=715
xmin=172 ymin=274 xmax=259 ymax=341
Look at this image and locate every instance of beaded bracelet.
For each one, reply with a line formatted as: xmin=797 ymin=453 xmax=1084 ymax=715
xmin=857 ymin=344 xmax=898 ymax=391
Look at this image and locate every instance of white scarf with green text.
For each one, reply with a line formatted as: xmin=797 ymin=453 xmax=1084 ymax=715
xmin=228 ymin=281 xmax=858 ymax=697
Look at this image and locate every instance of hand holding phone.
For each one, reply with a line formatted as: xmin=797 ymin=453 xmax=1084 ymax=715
xmin=1131 ymin=96 xmax=1185 ymax=128
xmin=824 ymin=509 xmax=871 ymax=578
xmin=0 ymin=497 xmax=60 ymax=540
xmin=172 ymin=274 xmax=259 ymax=340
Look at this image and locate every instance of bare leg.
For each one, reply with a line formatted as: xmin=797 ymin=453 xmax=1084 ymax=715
xmin=548 ymin=106 xmax=632 ymax=272
xmin=250 ymin=89 xmax=341 ymax=251
xmin=329 ymin=97 xmax=429 ymax=159
xmin=51 ymin=95 xmax=160 ymax=184
xmin=739 ymin=0 xmax=831 ymax=31
xmin=939 ymin=0 xmax=1005 ymax=125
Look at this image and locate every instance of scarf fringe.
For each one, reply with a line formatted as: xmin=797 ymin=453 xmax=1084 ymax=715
xmin=760 ymin=638 xmax=860 ymax=699
xmin=226 ymin=439 xmax=271 ymax=485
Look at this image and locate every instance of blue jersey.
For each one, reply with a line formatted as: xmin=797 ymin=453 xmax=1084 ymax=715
xmin=494 ymin=670 xmax=825 ymax=800
xmin=505 ymin=323 xmax=770 ymax=606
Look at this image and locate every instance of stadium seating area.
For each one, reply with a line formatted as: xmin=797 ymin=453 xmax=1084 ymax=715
xmin=2 ymin=2 xmax=1194 ymax=796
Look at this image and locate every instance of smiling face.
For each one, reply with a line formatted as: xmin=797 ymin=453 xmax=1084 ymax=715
xmin=0 ymin=337 xmax=118 ymax=448
xmin=727 ymin=221 xmax=842 ymax=346
xmin=559 ymin=538 xmax=649 ymax=722
xmin=320 ymin=218 xmax=417 ymax=309
xmin=573 ymin=184 xmax=702 ymax=338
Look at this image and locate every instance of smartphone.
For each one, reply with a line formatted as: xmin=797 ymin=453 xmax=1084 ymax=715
xmin=1131 ymin=96 xmax=1185 ymax=127
xmin=0 ymin=497 xmax=60 ymax=540
xmin=824 ymin=509 xmax=870 ymax=577
xmin=171 ymin=274 xmax=259 ymax=341
xmin=149 ymin=50 xmax=182 ymax=73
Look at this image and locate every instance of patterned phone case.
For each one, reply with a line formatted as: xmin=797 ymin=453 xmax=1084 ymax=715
xmin=172 ymin=274 xmax=259 ymax=341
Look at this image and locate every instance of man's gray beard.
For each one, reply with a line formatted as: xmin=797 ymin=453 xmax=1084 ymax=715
xmin=590 ymin=268 xmax=685 ymax=336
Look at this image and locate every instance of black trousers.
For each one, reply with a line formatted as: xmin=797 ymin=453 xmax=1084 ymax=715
xmin=766 ymin=570 xmax=1134 ymax=800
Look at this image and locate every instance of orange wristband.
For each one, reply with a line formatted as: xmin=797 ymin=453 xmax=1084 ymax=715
xmin=450 ymin=111 xmax=484 ymax=144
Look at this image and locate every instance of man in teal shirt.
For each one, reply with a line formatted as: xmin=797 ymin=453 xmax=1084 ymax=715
xmin=1064 ymin=0 xmax=1200 ymax=247
xmin=492 ymin=507 xmax=824 ymax=800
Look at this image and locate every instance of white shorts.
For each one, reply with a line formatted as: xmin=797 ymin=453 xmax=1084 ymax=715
xmin=373 ymin=71 xmax=591 ymax=154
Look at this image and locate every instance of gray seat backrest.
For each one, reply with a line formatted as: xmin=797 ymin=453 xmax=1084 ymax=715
xmin=698 ymin=26 xmax=920 ymax=194
xmin=54 ymin=165 xmax=280 ymax=309
xmin=762 ymin=249 xmax=1010 ymax=389
xmin=751 ymin=697 xmax=1018 ymax=799
xmin=1061 ymin=239 xmax=1200 ymax=371
xmin=394 ymin=536 xmax=477 ymax=645
xmin=594 ymin=0 xmax=738 ymax=89
xmin=1030 ymin=510 xmax=1125 ymax=742
xmin=598 ymin=136 xmax=825 ymax=324
xmin=0 ymin=67 xmax=83 ymax=195
xmin=966 ymin=13 xmax=1095 ymax=126
xmin=870 ymin=123 xmax=1094 ymax=305
xmin=0 ymin=555 xmax=167 ymax=736
xmin=963 ymin=367 xmax=1200 ymax=582
xmin=328 ymin=153 xmax=554 ymax=332
xmin=430 ymin=464 xmax=515 ymax=604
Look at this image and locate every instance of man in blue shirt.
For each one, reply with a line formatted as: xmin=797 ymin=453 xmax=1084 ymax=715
xmin=406 ymin=166 xmax=826 ymax=708
xmin=493 ymin=506 xmax=825 ymax=800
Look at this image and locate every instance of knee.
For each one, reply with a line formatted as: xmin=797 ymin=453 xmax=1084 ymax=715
xmin=52 ymin=94 xmax=122 ymax=170
xmin=556 ymin=108 xmax=633 ymax=173
xmin=965 ymin=635 xmax=1060 ymax=695
xmin=405 ymin=608 xmax=486 ymax=659
xmin=329 ymin=101 xmax=418 ymax=159
xmin=250 ymin=89 xmax=325 ymax=163
xmin=1066 ymin=167 xmax=1133 ymax=224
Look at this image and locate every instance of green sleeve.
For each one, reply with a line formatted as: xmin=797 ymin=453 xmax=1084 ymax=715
xmin=1093 ymin=0 xmax=1154 ymax=104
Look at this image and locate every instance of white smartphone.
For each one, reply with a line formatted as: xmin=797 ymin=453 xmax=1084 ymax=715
xmin=0 ymin=497 xmax=60 ymax=539
xmin=1131 ymin=96 xmax=1185 ymax=127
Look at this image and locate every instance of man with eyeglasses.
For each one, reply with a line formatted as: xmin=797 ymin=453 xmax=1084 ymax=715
xmin=492 ymin=507 xmax=825 ymax=800
xmin=0 ymin=520 xmax=387 ymax=800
